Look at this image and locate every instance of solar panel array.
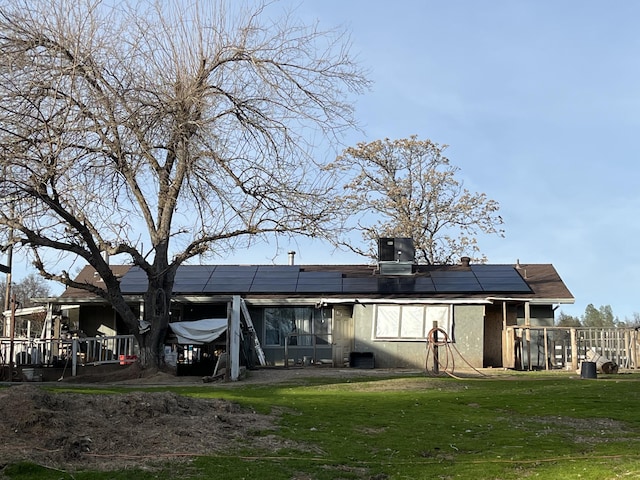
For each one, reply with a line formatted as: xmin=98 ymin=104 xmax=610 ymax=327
xmin=119 ymin=264 xmax=532 ymax=295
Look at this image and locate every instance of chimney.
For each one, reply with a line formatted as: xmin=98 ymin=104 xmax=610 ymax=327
xmin=460 ymin=256 xmax=471 ymax=267
xmin=288 ymin=251 xmax=296 ymax=266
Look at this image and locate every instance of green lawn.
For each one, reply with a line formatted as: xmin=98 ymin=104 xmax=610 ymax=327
xmin=4 ymin=371 xmax=640 ymax=479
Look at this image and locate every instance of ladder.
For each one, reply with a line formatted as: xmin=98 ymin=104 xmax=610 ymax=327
xmin=240 ymin=299 xmax=266 ymax=366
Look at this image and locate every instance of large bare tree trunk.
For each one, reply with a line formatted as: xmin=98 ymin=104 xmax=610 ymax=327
xmin=136 ymin=258 xmax=176 ymax=372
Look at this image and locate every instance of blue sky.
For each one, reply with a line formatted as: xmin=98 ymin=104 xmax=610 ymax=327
xmin=6 ymin=1 xmax=639 ymax=321
xmin=224 ymin=0 xmax=640 ymax=320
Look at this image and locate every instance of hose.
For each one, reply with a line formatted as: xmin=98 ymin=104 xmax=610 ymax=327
xmin=425 ymin=327 xmax=487 ymax=379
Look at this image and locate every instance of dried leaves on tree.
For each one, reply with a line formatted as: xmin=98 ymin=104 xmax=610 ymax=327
xmin=329 ymin=136 xmax=504 ymax=264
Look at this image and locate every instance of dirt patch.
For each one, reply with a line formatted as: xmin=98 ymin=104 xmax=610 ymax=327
xmin=0 ymin=384 xmax=301 ymax=472
xmin=530 ymin=415 xmax=634 ymax=445
xmin=0 ymin=367 xmax=418 ymax=472
xmin=0 ymin=367 xmax=501 ymax=473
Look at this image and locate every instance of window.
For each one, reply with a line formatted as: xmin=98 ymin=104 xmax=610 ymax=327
xmin=373 ymin=304 xmax=451 ymax=340
xmin=265 ymin=307 xmax=330 ymax=346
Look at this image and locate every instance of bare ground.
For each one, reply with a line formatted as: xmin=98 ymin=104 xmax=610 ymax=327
xmin=0 ymin=367 xmax=422 ymax=473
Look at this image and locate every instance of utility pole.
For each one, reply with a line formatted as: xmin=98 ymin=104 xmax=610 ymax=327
xmin=8 ymin=293 xmax=17 ymax=379
xmin=2 ymin=242 xmax=12 ymax=311
xmin=2 ymin=221 xmax=13 ymax=338
xmin=2 ymin=198 xmax=14 ymax=336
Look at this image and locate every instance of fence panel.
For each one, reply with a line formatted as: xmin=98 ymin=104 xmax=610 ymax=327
xmin=0 ymin=335 xmax=137 ymax=371
xmin=509 ymin=326 xmax=638 ymax=371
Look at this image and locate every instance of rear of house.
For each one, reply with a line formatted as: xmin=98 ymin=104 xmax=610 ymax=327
xmin=31 ymin=238 xmax=574 ymax=376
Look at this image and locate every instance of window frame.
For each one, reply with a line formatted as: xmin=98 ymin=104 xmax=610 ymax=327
xmin=373 ymin=304 xmax=452 ymax=341
xmin=263 ymin=306 xmax=331 ymax=347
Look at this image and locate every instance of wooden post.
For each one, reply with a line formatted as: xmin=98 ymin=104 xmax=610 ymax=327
xmin=570 ymin=328 xmax=578 ymax=371
xmin=501 ymin=301 xmax=508 ymax=368
xmin=623 ymin=330 xmax=630 ymax=369
xmin=543 ymin=327 xmax=549 ymax=370
xmin=8 ymin=294 xmax=16 ymax=376
xmin=524 ymin=302 xmax=531 ymax=370
xmin=3 ymin=218 xmax=13 ymax=314
xmin=432 ymin=321 xmax=439 ymax=374
xmin=51 ymin=314 xmax=61 ymax=361
xmin=633 ymin=329 xmax=638 ymax=369
xmin=71 ymin=337 xmax=78 ymax=377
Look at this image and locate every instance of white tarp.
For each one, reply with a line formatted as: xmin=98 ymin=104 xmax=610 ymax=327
xmin=169 ymin=318 xmax=227 ymax=345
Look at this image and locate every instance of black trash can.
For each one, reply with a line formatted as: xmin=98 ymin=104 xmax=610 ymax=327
xmin=580 ymin=361 xmax=597 ymax=379
xmin=349 ymin=352 xmax=374 ymax=369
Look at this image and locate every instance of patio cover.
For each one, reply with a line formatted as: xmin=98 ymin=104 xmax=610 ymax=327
xmin=169 ymin=318 xmax=227 ymax=345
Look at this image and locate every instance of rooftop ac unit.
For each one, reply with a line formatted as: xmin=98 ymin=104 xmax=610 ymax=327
xmin=378 ymin=238 xmax=414 ymax=275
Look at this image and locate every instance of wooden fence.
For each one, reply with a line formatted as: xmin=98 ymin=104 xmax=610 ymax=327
xmin=505 ymin=326 xmax=638 ymax=371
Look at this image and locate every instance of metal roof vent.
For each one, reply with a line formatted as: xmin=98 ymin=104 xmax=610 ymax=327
xmin=378 ymin=237 xmax=414 ymax=275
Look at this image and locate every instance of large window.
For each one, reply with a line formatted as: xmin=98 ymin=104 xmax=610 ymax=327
xmin=264 ymin=307 xmax=330 ymax=346
xmin=374 ymin=304 xmax=451 ymax=340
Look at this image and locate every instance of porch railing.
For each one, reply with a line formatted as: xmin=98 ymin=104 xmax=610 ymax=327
xmin=0 ymin=335 xmax=137 ymax=376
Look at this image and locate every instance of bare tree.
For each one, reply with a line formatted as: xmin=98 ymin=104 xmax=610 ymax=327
xmin=0 ymin=0 xmax=369 ymax=370
xmin=329 ymin=136 xmax=504 ymax=264
xmin=0 ymin=274 xmax=51 ymax=311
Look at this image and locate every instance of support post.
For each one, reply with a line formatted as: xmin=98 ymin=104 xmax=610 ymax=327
xmin=570 ymin=328 xmax=578 ymax=371
xmin=8 ymin=294 xmax=16 ymax=377
xmin=72 ymin=337 xmax=78 ymax=377
xmin=3 ymin=224 xmax=13 ymax=314
xmin=432 ymin=321 xmax=439 ymax=374
xmin=633 ymin=329 xmax=638 ymax=369
xmin=501 ymin=301 xmax=509 ymax=368
xmin=524 ymin=302 xmax=531 ymax=370
xmin=543 ymin=327 xmax=549 ymax=370
xmin=230 ymin=296 xmax=241 ymax=381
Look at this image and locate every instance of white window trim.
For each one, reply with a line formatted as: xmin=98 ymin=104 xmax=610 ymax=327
xmin=372 ymin=303 xmax=452 ymax=341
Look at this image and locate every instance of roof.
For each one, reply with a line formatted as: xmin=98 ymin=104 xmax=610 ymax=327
xmin=59 ymin=262 xmax=574 ymax=304
xmin=60 ymin=265 xmax=132 ymax=299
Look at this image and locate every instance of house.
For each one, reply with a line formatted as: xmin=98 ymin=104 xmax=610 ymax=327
xmin=44 ymin=239 xmax=574 ymax=376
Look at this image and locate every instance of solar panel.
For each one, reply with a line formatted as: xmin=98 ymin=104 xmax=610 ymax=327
xmin=471 ymin=265 xmax=532 ymax=292
xmin=430 ymin=270 xmax=483 ymax=292
xmin=173 ymin=265 xmax=215 ymax=293
xmin=175 ymin=265 xmax=215 ymax=277
xmin=203 ymin=265 xmax=257 ymax=293
xmin=378 ymin=276 xmax=418 ymax=294
xmin=470 ymin=265 xmax=516 ymax=276
xmin=119 ymin=266 xmax=148 ymax=294
xmin=342 ymin=277 xmax=379 ymax=293
xmin=119 ymin=263 xmax=533 ymax=296
xmin=413 ymin=277 xmax=436 ymax=293
xmin=250 ymin=265 xmax=299 ymax=292
xmin=296 ymin=271 xmax=342 ymax=293
xmin=252 ymin=266 xmax=299 ymax=281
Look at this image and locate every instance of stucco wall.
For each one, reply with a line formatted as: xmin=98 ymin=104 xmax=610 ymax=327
xmin=452 ymin=305 xmax=485 ymax=368
xmin=351 ymin=302 xmax=427 ymax=368
xmin=351 ymin=303 xmax=486 ymax=369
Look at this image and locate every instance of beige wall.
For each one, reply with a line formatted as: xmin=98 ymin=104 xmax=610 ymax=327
xmin=352 ymin=303 xmax=486 ymax=369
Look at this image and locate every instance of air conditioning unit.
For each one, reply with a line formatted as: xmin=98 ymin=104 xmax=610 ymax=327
xmin=378 ymin=238 xmax=414 ymax=275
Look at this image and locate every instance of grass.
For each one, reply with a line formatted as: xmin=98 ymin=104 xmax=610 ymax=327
xmin=5 ymin=371 xmax=640 ymax=479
